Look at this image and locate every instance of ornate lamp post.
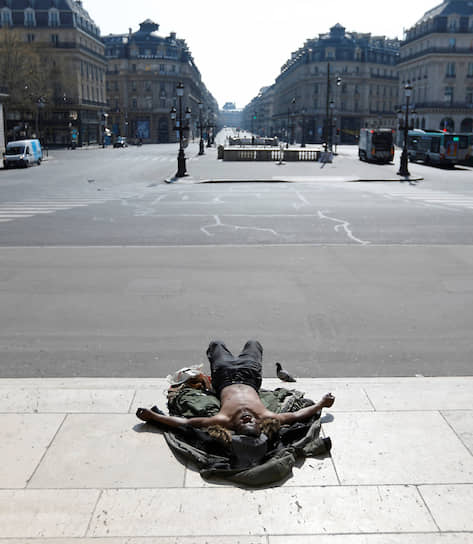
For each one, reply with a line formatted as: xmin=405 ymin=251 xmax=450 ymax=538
xmin=206 ymin=112 xmax=212 ymax=148
xmin=397 ymin=82 xmax=413 ymax=177
xmin=170 ymin=82 xmax=191 ymax=178
xmin=198 ymin=102 xmax=205 ymax=155
xmin=102 ymin=112 xmax=108 ymax=148
xmin=286 ymin=97 xmax=296 ymax=148
xmin=301 ymin=108 xmax=307 ymax=148
xmin=328 ymin=100 xmax=335 ymax=152
xmin=35 ymin=97 xmax=45 ymax=142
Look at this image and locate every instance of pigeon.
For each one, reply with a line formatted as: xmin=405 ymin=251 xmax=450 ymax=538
xmin=276 ymin=362 xmax=297 ymax=382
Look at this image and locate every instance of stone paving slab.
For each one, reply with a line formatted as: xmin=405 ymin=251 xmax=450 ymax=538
xmin=269 ymin=535 xmax=473 ymax=544
xmin=0 ymin=414 xmax=64 ymax=488
xmin=88 ymin=486 xmax=436 ymax=537
xmin=0 ymin=540 xmax=266 ymax=544
xmin=363 ymin=381 xmax=473 ymax=411
xmin=418 ymin=484 xmax=473 ymax=532
xmin=0 ymin=388 xmax=134 ymax=413
xmin=28 ymin=414 xmax=185 ymax=489
xmin=442 ymin=410 xmax=473 ymax=455
xmin=0 ymin=489 xmax=100 ymax=538
xmin=329 ymin=411 xmax=473 ymax=485
xmin=1 ymin=537 xmax=472 ymax=544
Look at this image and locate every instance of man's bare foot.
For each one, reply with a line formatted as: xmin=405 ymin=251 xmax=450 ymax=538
xmin=136 ymin=408 xmax=154 ymax=422
xmin=321 ymin=393 xmax=335 ymax=408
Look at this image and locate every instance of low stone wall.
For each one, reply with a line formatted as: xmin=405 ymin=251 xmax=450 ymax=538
xmin=223 ymin=147 xmax=321 ymax=162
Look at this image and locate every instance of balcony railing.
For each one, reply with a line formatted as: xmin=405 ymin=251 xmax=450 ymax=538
xmin=400 ymin=47 xmax=473 ymax=63
xmin=412 ymin=101 xmax=473 ymax=110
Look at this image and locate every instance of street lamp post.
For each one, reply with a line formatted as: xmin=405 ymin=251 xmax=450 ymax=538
xmin=35 ymin=97 xmax=45 ymax=144
xmin=301 ymin=108 xmax=306 ymax=148
xmin=328 ymin=100 xmax=335 ymax=152
xmin=171 ymin=82 xmax=191 ymax=178
xmin=102 ymin=112 xmax=108 ymax=148
xmin=286 ymin=97 xmax=296 ymax=148
xmin=206 ymin=118 xmax=211 ymax=148
xmin=397 ymin=82 xmax=413 ymax=178
xmin=198 ymin=102 xmax=205 ymax=155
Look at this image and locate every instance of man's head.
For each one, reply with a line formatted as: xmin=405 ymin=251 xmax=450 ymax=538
xmin=233 ymin=409 xmax=261 ymax=437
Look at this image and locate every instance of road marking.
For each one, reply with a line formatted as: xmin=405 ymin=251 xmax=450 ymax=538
xmin=318 ymin=210 xmax=370 ymax=246
xmin=0 ymin=194 xmax=130 ymax=223
xmin=200 ymin=215 xmax=278 ymax=238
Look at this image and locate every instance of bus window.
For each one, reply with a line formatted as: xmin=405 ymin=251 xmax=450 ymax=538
xmin=431 ymin=138 xmax=440 ymax=153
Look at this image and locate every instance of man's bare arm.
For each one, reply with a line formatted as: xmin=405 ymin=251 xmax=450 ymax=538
xmin=276 ymin=393 xmax=335 ymax=426
xmin=136 ymin=408 xmax=226 ymax=429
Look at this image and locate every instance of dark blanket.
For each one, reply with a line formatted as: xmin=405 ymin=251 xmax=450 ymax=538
xmin=148 ymin=386 xmax=332 ymax=488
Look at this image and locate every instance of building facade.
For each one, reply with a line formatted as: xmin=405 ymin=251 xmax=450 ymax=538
xmin=243 ymin=1 xmax=473 ymax=143
xmin=244 ymin=24 xmax=400 ymax=144
xmin=102 ymin=20 xmax=217 ymax=144
xmin=0 ymin=0 xmax=107 ymax=146
xmin=398 ymin=0 xmax=473 ymax=133
xmin=220 ymin=102 xmax=243 ymax=128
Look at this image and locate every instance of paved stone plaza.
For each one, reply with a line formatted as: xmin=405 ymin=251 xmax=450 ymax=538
xmin=1 ymin=377 xmax=472 ymax=541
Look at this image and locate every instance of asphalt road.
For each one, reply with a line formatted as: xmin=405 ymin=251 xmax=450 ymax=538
xmin=1 ymin=140 xmax=472 ymax=377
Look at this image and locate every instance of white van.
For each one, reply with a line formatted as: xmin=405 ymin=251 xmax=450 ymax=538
xmin=3 ymin=139 xmax=43 ymax=169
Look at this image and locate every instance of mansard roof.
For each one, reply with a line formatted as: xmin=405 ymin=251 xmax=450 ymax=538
xmin=417 ymin=0 xmax=473 ymax=24
xmin=0 ymin=0 xmax=100 ymax=38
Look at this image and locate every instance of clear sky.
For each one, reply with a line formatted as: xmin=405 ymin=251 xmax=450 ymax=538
xmin=83 ymin=0 xmax=438 ymax=109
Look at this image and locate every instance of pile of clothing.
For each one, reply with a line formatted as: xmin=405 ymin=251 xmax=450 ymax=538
xmin=146 ymin=378 xmax=331 ymax=488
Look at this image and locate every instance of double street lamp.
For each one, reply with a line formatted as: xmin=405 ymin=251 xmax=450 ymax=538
xmin=287 ymin=97 xmax=296 ymax=148
xmin=170 ymin=82 xmax=191 ymax=178
xmin=301 ymin=108 xmax=307 ymax=148
xmin=198 ymin=102 xmax=205 ymax=155
xmin=397 ymin=82 xmax=413 ymax=178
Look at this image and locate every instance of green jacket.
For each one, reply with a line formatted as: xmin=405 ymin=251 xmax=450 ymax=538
xmin=163 ymin=386 xmax=331 ymax=488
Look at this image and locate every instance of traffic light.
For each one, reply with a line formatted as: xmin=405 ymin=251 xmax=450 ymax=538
xmin=336 ymin=77 xmax=342 ymax=86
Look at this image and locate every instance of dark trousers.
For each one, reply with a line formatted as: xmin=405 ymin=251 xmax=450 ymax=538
xmin=206 ymin=340 xmax=263 ymax=397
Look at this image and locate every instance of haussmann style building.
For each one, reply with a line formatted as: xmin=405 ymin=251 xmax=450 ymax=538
xmin=0 ymin=0 xmax=107 ymax=146
xmin=102 ymin=20 xmax=218 ymax=144
xmin=398 ymin=0 xmax=473 ymax=133
xmin=244 ymin=23 xmax=401 ymax=144
xmin=243 ymin=1 xmax=473 ymax=144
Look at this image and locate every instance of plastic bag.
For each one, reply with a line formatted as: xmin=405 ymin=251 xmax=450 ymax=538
xmin=167 ymin=364 xmax=205 ymax=386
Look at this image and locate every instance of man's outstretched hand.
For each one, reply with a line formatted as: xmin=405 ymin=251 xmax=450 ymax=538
xmin=321 ymin=393 xmax=335 ymax=408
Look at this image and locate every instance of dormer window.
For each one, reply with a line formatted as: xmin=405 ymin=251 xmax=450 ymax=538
xmin=448 ymin=16 xmax=459 ymax=32
xmin=1 ymin=8 xmax=13 ymax=27
xmin=24 ymin=8 xmax=36 ymax=27
xmin=48 ymin=8 xmax=60 ymax=27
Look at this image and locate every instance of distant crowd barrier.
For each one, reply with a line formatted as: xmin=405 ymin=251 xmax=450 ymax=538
xmin=222 ymin=147 xmax=321 ymax=162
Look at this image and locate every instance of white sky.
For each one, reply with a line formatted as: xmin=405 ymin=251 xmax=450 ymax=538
xmin=83 ymin=0 xmax=437 ymax=108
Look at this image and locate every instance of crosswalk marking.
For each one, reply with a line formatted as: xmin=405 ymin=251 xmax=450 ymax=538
xmin=0 ymin=193 xmax=137 ymax=224
xmin=379 ymin=189 xmax=473 ymax=211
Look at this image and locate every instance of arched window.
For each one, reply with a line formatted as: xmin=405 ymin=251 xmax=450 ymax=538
xmin=0 ymin=8 xmax=13 ymax=27
xmin=24 ymin=8 xmax=36 ymax=27
xmin=421 ymin=118 xmax=426 ymax=130
xmin=48 ymin=8 xmax=60 ymax=27
xmin=460 ymin=118 xmax=473 ymax=133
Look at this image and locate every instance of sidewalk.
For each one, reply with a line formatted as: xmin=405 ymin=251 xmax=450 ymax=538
xmin=1 ymin=376 xmax=472 ymax=541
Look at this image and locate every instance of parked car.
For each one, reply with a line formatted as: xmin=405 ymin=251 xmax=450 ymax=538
xmin=3 ymin=139 xmax=43 ymax=169
xmin=113 ymin=137 xmax=128 ymax=148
